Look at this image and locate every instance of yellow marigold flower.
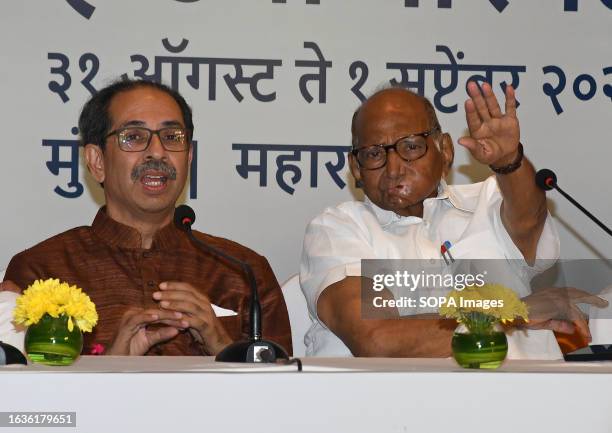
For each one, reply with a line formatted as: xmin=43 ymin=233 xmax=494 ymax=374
xmin=13 ymin=278 xmax=98 ymax=333
xmin=439 ymin=283 xmax=528 ymax=333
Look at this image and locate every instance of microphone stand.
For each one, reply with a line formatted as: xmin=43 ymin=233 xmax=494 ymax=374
xmin=0 ymin=341 xmax=27 ymax=365
xmin=178 ymin=217 xmax=288 ymax=363
xmin=536 ymin=169 xmax=612 ymax=237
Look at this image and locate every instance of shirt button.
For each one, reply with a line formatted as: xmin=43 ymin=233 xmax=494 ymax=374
xmin=143 ymin=252 xmax=153 ymax=258
xmin=147 ymin=281 xmax=156 ymax=288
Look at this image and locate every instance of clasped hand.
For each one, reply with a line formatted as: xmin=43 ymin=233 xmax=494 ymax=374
xmin=107 ymin=282 xmax=232 ymax=356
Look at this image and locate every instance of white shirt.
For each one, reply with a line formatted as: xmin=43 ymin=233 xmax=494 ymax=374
xmin=0 ymin=290 xmax=25 ymax=354
xmin=300 ymin=176 xmax=563 ymax=359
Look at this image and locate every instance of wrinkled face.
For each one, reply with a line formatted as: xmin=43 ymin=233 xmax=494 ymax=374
xmin=85 ymin=87 xmax=192 ymax=225
xmin=350 ymin=89 xmax=451 ymax=217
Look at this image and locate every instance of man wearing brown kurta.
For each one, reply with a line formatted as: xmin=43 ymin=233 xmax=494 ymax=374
xmin=4 ymin=79 xmax=291 ymax=356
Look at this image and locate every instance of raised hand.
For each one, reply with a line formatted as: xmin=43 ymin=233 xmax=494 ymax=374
xmin=458 ymin=81 xmax=520 ymax=168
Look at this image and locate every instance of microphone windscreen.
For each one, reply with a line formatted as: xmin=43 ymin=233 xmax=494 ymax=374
xmin=174 ymin=205 xmax=196 ymax=231
xmin=535 ymin=168 xmax=557 ymax=191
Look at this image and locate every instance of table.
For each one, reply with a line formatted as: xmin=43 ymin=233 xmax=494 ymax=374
xmin=1 ymin=356 xmax=611 ymax=433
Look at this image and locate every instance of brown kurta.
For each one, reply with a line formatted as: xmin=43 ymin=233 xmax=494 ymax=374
xmin=5 ymin=208 xmax=292 ymax=356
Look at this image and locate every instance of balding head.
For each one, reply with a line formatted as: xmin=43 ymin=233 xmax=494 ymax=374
xmin=351 ymin=87 xmax=440 ymax=148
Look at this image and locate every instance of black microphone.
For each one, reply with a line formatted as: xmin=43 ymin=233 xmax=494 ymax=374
xmin=173 ymin=205 xmax=289 ymax=363
xmin=0 ymin=341 xmax=27 ymax=365
xmin=535 ymin=168 xmax=612 ymax=237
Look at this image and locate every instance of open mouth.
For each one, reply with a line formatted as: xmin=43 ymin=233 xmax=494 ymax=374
xmin=140 ymin=173 xmax=169 ymax=191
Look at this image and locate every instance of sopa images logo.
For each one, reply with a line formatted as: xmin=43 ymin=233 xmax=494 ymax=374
xmin=65 ymin=0 xmax=96 ymax=19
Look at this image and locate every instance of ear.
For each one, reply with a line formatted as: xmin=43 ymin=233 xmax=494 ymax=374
xmin=348 ymin=153 xmax=362 ymax=184
xmin=437 ymin=133 xmax=454 ymax=178
xmin=84 ymin=144 xmax=106 ymax=183
xmin=188 ymin=142 xmax=193 ymax=166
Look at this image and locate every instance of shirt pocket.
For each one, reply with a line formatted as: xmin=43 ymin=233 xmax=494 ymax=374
xmin=445 ymin=231 xmax=502 ymax=260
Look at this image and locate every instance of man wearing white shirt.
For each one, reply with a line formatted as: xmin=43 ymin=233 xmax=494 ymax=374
xmin=300 ymin=81 xmax=605 ymax=358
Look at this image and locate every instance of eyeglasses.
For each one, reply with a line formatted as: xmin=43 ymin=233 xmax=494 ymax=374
xmin=106 ymin=127 xmax=191 ymax=152
xmin=351 ymin=126 xmax=440 ymax=170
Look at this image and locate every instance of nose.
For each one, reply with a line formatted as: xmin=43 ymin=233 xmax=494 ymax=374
xmin=145 ymin=132 xmax=167 ymax=160
xmin=384 ymin=148 xmax=405 ymax=179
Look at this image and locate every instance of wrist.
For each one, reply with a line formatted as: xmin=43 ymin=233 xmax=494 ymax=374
xmin=490 ymin=142 xmax=523 ymax=174
xmin=106 ymin=337 xmax=134 ymax=356
xmin=191 ymin=325 xmax=232 ymax=355
xmin=105 ymin=345 xmax=124 ymax=356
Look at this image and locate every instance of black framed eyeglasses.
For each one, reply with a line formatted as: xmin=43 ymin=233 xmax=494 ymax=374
xmin=351 ymin=126 xmax=440 ymax=170
xmin=105 ymin=126 xmax=191 ymax=152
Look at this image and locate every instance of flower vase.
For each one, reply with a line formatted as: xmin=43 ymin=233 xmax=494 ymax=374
xmin=451 ymin=323 xmax=508 ymax=369
xmin=24 ymin=314 xmax=83 ymax=366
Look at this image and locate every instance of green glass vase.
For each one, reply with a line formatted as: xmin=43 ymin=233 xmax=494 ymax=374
xmin=24 ymin=314 xmax=83 ymax=366
xmin=452 ymin=326 xmax=508 ymax=369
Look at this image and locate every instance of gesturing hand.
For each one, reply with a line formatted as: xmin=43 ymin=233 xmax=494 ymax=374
xmin=458 ymin=81 xmax=521 ymax=168
xmin=154 ymin=282 xmax=233 ymax=355
xmin=521 ymin=287 xmax=608 ymax=341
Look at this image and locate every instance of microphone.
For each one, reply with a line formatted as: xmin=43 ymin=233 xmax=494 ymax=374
xmin=0 ymin=341 xmax=27 ymax=365
xmin=534 ymin=168 xmax=557 ymax=191
xmin=173 ymin=205 xmax=289 ymax=363
xmin=535 ymin=168 xmax=612 ymax=237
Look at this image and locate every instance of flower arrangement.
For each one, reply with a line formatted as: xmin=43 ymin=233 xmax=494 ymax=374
xmin=439 ymin=283 xmax=528 ymax=334
xmin=13 ymin=278 xmax=98 ymax=333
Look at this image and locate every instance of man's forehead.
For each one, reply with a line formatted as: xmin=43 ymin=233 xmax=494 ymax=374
xmin=362 ymin=88 xmax=427 ymax=117
xmin=108 ymin=87 xmax=183 ymax=126
xmin=355 ymin=89 xmax=430 ymax=134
